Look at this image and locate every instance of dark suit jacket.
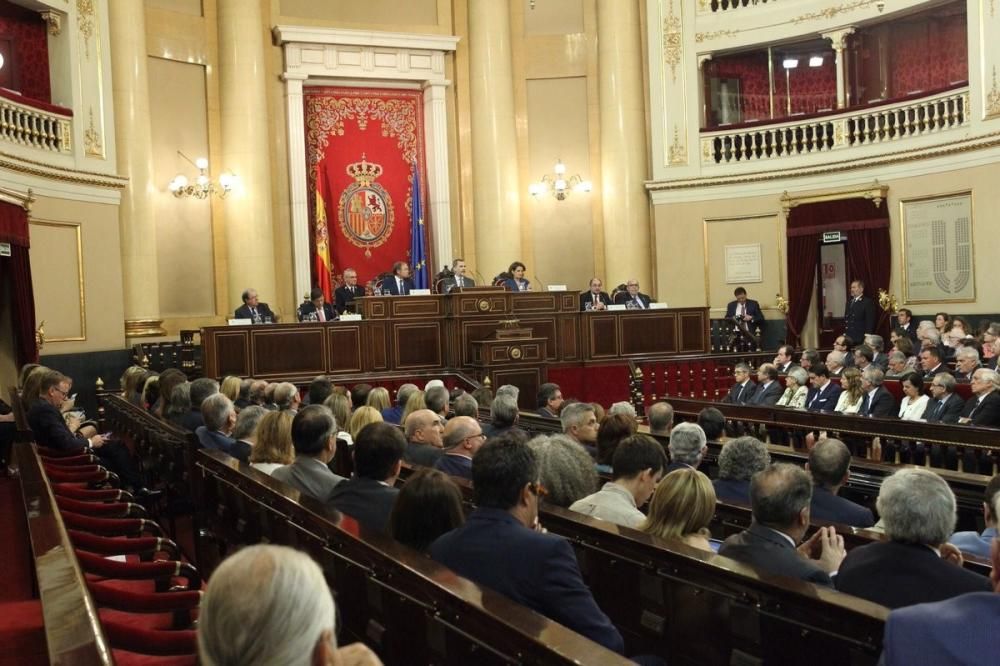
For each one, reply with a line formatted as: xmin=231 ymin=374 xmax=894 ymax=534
xmin=501 ymin=277 xmax=531 ymax=292
xmin=234 ymin=302 xmax=276 ymax=322
xmin=403 ymin=441 xmax=445 ymax=467
xmin=298 ymin=302 xmax=337 ymax=322
xmin=897 ymin=321 xmax=919 ymax=344
xmin=334 ymin=284 xmax=364 ymax=314
xmin=434 ymin=453 xmax=473 ymax=480
xmin=724 ymin=298 xmax=765 ymax=326
xmin=749 ymin=381 xmax=783 ymax=406
xmin=721 ymin=380 xmax=757 ymax=405
xmin=806 ymin=382 xmax=843 ymax=412
xmin=920 ymin=363 xmax=949 ymax=380
xmin=860 ymin=387 xmax=897 ymax=418
xmin=579 ymin=291 xmax=612 ymax=311
xmin=195 ymin=426 xmax=237 ymax=455
xmin=613 ymin=291 xmax=651 ymax=309
xmin=27 ymin=400 xmax=88 ymax=452
xmin=536 ymin=407 xmax=558 ymax=419
xmin=882 ymin=592 xmax=1000 ymax=666
xmin=482 ymin=422 xmax=527 ymax=439
xmin=952 ymin=366 xmax=981 ymax=383
xmin=871 ymin=352 xmax=890 ymax=371
xmin=381 ymin=405 xmax=404 ymax=425
xmin=328 ymin=477 xmax=399 ymax=533
xmin=921 ymin=393 xmax=964 ymax=424
xmin=430 ymin=508 xmax=624 ymax=654
xmin=719 ymin=522 xmax=833 ymax=587
xmin=809 ymin=486 xmax=874 ymax=528
xmin=384 ymin=276 xmax=415 ymax=296
xmin=844 ymin=295 xmax=876 ymax=343
xmin=836 ymin=540 xmax=992 ymax=609
xmin=960 ymin=390 xmax=1000 ymax=428
xmin=713 ymin=478 xmax=751 ymax=505
xmin=441 ymin=275 xmax=475 ymax=293
xmin=178 ymin=408 xmax=205 ymax=433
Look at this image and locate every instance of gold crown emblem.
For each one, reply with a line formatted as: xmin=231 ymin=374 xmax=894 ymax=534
xmin=345 ymin=153 xmax=383 ymax=186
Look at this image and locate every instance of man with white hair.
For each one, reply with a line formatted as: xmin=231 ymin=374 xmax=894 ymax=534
xmin=836 ymin=468 xmax=991 ymax=609
xmin=864 ymin=334 xmax=889 ymax=371
xmin=273 ymin=382 xmax=301 ymax=412
xmin=560 ymin=402 xmax=599 ymax=457
xmin=824 ymin=350 xmax=846 ymax=377
xmin=956 ymin=367 xmax=1000 ymax=473
xmin=195 ymin=393 xmax=239 ymax=459
xmin=482 ymin=393 xmax=524 ymax=439
xmin=665 ymin=422 xmax=707 ymax=473
xmin=607 ymin=401 xmax=636 ymax=418
xmin=198 ymin=544 xmax=380 ymax=666
xmin=403 ymin=409 xmax=445 ymax=467
xmin=952 ymin=347 xmax=982 ymax=382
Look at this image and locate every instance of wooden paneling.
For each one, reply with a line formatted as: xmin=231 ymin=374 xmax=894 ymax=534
xmin=253 ymin=327 xmax=327 ymax=377
xmin=619 ymin=312 xmax=677 ymax=356
xmin=213 ymin=330 xmax=250 ymax=376
xmin=680 ymin=312 xmax=709 ymax=353
xmin=587 ymin=315 xmax=619 ymax=358
xmin=327 ymin=325 xmax=363 ymax=373
xmin=394 ymin=322 xmax=443 ymax=369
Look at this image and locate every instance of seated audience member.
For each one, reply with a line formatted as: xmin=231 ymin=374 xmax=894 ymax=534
xmin=403 ymin=409 xmax=446 ymax=467
xmin=365 ymin=386 xmax=391 ymax=413
xmin=595 ymin=412 xmax=638 ymax=474
xmin=389 ymin=468 xmax=466 ymax=553
xmin=248 ymin=379 xmax=268 ymax=407
xmin=959 ymin=368 xmax=1000 ymax=429
xmin=891 ymin=336 xmax=919 ymax=370
xmin=221 ymin=375 xmax=241 ymax=405
xmin=235 ymin=378 xmax=252 ymax=410
xmin=697 ymin=407 xmax=727 ymax=445
xmin=748 ymin=364 xmax=782 ymax=405
xmin=865 ymin=335 xmax=889 ymax=370
xmin=647 ymin=401 xmax=674 ymax=436
xmin=141 ymin=375 xmax=161 ymax=413
xmin=923 ymin=371 xmax=963 ymax=427
xmin=471 ymin=386 xmax=494 ymax=409
xmin=834 ymin=367 xmax=864 ymax=414
xmin=880 ymin=497 xmax=1000 ymax=666
xmin=799 ymin=349 xmax=820 ymax=371
xmin=271 ymin=406 xmax=345 ymax=503
xmin=825 ymin=349 xmax=847 ymax=377
xmin=435 ymin=416 xmax=486 ymax=480
xmin=918 ymin=346 xmax=948 ymax=379
xmin=334 ymin=268 xmax=363 ymax=314
xmin=579 ymin=277 xmax=612 ymax=311
xmin=953 ymin=347 xmax=982 ymax=382
xmin=806 ymin=366 xmax=842 ymax=412
xmin=452 ymin=392 xmax=479 ymax=418
xmin=500 ymin=261 xmax=531 ymax=292
xmin=526 ymin=434 xmax=599 ymax=508
xmin=165 ymin=381 xmax=192 ymax=427
xmin=607 ymin=401 xmax=637 ymax=419
xmin=297 ymin=287 xmax=337 ymax=322
xmin=571 ymin=434 xmax=666 ymax=528
xmin=305 ymin=375 xmax=334 ymax=407
xmin=323 ymin=392 xmax=354 ymax=447
xmin=613 ymin=278 xmax=650 ymax=309
xmin=773 ymin=345 xmax=798 ymax=375
xmin=495 ymin=383 xmax=520 ymax=401
xmin=853 ymin=344 xmax=874 ymax=372
xmin=262 ymin=382 xmax=278 ymax=410
xmin=28 ymin=370 xmax=147 ymax=493
xmin=344 ymin=405 xmax=381 ymax=442
xmin=720 ymin=464 xmax=846 ymax=587
xmin=429 ymin=437 xmax=625 ymax=654
xmin=721 ymin=363 xmax=756 ymax=404
xmin=884 ymin=351 xmax=909 ymax=378
xmin=949 ymin=474 xmax=1000 ymax=559
xmin=381 ymin=383 xmax=417 ymax=425
xmin=560 ymin=402 xmax=599 ymax=458
xmin=837 ymin=468 xmax=991 ymax=608
xmin=424 ymin=384 xmax=450 ymax=419
xmin=329 ymin=422 xmax=405 ymax=533
xmin=666 ymin=422 xmax=707 ymax=473
xmin=860 ymin=366 xmax=897 ymax=418
xmin=776 ymin=367 xmax=809 ymax=409
xmin=180 ymin=377 xmax=220 ymax=431
xmin=399 ymin=389 xmax=427 ymax=426
xmin=249 ymin=410 xmax=295 ymax=475
xmin=195 ymin=393 xmax=242 ymax=458
xmin=351 ymin=384 xmax=373 ymax=409
xmin=273 ymin=382 xmax=301 ymax=413
xmin=482 ymin=393 xmax=524 ymax=438
xmin=897 ymin=372 xmax=929 ymax=421
xmin=536 ymin=382 xmax=564 ymax=418
xmin=120 ymin=365 xmax=147 ymax=406
xmin=806 ymin=438 xmax=875 ymax=528
xmin=198 ymin=544 xmax=379 ymax=666
xmin=590 ymin=402 xmax=606 ymax=423
xmin=642 ymin=468 xmax=717 ymax=553
xmin=713 ymin=436 xmax=770 ymax=505
xmin=153 ymin=368 xmax=187 ymax=419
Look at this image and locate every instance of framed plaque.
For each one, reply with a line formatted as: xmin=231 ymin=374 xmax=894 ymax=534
xmin=724 ymin=243 xmax=762 ymax=284
xmin=900 ymin=191 xmax=975 ymax=304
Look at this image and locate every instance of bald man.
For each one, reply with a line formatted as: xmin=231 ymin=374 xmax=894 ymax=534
xmin=434 ymin=416 xmax=486 ymax=480
xmin=402 ymin=408 xmax=445 ymax=467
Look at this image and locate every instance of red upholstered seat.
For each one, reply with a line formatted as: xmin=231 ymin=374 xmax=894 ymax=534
xmin=56 ymin=494 xmax=146 ymax=518
xmin=102 ymin=619 xmax=197 ymax=656
xmin=61 ymin=510 xmax=163 ymax=537
xmin=0 ymin=601 xmax=47 ymax=666
xmin=53 ymin=484 xmax=134 ymax=502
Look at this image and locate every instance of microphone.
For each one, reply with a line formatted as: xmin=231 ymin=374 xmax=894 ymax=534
xmin=472 ymin=269 xmax=486 ymax=287
xmin=533 ymin=272 xmax=547 ymax=292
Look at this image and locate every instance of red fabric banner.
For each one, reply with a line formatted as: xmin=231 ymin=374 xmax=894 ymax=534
xmin=304 ymin=87 xmax=429 ymax=295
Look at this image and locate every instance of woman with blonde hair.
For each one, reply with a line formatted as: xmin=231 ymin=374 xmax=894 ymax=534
xmin=834 ymin=367 xmax=864 ymax=414
xmin=249 ymin=410 xmax=295 ymax=475
xmin=349 ymin=406 xmax=384 ymax=441
xmin=366 ymin=386 xmax=391 ymax=413
xmin=220 ymin=375 xmax=241 ymax=404
xmin=399 ymin=389 xmax=426 ymax=427
xmin=642 ymin=468 xmax=716 ymax=552
xmin=323 ymin=392 xmax=354 ymax=446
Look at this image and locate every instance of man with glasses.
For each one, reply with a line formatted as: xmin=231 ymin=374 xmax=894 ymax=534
xmin=957 ymin=369 xmax=1000 ymax=473
xmin=825 ymin=349 xmax=847 ymax=377
xmin=613 ymin=278 xmax=650 ymax=309
xmin=833 ymin=335 xmax=855 ymax=367
xmin=435 ymin=416 xmax=487 ymax=480
xmin=430 ymin=435 xmax=625 ymax=654
xmin=722 ymin=363 xmax=756 ymax=404
xmin=920 ymin=373 xmax=964 ymax=468
xmin=579 ymin=277 xmax=612 ymax=311
xmin=334 ymin=268 xmax=362 ymax=314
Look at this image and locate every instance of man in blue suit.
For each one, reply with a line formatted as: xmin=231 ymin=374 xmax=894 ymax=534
xmin=805 ymin=366 xmax=842 ymax=412
xmin=881 ymin=493 xmax=1000 ymax=665
xmin=383 ymin=261 xmax=414 ymax=295
xmin=725 ymin=287 xmax=765 ymax=329
xmin=805 ymin=438 xmax=874 ymax=528
xmin=429 ymin=435 xmax=624 ymax=654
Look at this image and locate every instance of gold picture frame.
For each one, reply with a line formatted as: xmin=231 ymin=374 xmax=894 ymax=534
xmin=899 ymin=190 xmax=976 ymax=305
xmin=28 ymin=219 xmax=86 ymax=341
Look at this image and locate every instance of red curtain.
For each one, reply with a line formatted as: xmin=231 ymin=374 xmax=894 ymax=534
xmin=786 ymin=198 xmax=890 ymax=344
xmin=0 ymin=199 xmax=36 ymax=367
xmin=707 ymin=52 xmax=772 ymax=123
xmin=0 ymin=2 xmax=51 ymax=103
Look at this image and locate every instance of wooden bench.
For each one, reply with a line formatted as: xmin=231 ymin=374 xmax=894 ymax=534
xmin=193 ymin=449 xmax=631 ymax=665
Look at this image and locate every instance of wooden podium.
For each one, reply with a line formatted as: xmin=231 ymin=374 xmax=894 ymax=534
xmin=471 ymin=326 xmax=548 ymax=410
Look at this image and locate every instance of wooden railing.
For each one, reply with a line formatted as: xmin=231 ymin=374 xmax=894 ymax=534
xmin=0 ymin=95 xmax=72 ymax=153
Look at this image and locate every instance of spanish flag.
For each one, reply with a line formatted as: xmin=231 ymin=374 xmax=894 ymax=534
xmin=314 ymin=164 xmax=333 ymax=302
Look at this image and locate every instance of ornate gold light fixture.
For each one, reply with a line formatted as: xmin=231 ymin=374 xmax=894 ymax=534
xmin=528 ymin=159 xmax=592 ymax=201
xmin=167 ymin=151 xmax=238 ymax=199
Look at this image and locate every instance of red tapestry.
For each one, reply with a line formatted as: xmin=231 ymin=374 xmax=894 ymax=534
xmin=304 ymin=87 xmax=429 ymax=296
xmin=0 ymin=1 xmax=51 ymax=103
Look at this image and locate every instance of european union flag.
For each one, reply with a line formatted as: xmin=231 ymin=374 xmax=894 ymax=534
xmin=409 ymin=161 xmax=429 ymax=289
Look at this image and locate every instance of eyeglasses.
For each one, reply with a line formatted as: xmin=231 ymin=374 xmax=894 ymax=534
xmin=465 ymin=432 xmax=487 ymax=443
xmin=53 ymin=387 xmax=70 ymax=397
xmin=529 ymin=482 xmax=548 ymax=498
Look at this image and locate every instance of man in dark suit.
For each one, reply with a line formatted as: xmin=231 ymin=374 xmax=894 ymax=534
xmin=440 ymin=258 xmax=476 ymax=294
xmin=952 ymin=347 xmax=982 ymax=382
xmin=334 ymin=268 xmax=363 ymax=314
xmin=859 ymin=367 xmax=897 ymax=418
xmin=297 ymin=288 xmax=337 ymax=322
xmin=865 ymin=334 xmax=889 ymax=371
xmin=748 ymin=364 xmax=783 ymax=406
xmin=329 ymin=422 xmax=403 ymax=533
xmin=194 ymin=394 xmax=250 ymax=463
xmin=402 ymin=409 xmax=445 ymax=467
xmin=956 ymin=368 xmax=1000 ymax=474
xmin=481 ymin=394 xmax=527 ymax=439
xmin=383 ymin=261 xmax=415 ymax=296
xmin=915 ymin=373 xmax=964 ymax=468
xmin=579 ymin=277 xmax=612 ymax=311
xmin=536 ymin=382 xmax=563 ymax=418
xmin=806 ymin=438 xmax=874 ymax=527
xmin=725 ymin=286 xmax=765 ymax=332
xmin=380 ymin=383 xmax=417 ymax=425
xmin=881 ymin=505 xmax=1000 ymax=665
xmin=179 ymin=377 xmax=220 ymax=432
xmin=719 ymin=464 xmax=846 ymax=587
xmin=713 ymin=435 xmax=770 ymax=505
xmin=772 ymin=345 xmax=799 ymax=375
xmin=721 ymin=363 xmax=756 ymax=404
xmin=430 ymin=436 xmax=625 ymax=654
xmin=895 ymin=308 xmax=919 ymax=344
xmin=272 ymin=406 xmax=346 ymax=504
xmin=805 ymin=366 xmax=842 ymax=412
xmin=612 ymin=278 xmax=650 ymax=309
xmin=28 ymin=369 xmax=147 ymax=492
xmin=234 ymin=288 xmax=277 ymax=323
xmin=435 ymin=416 xmax=486 ymax=480
xmin=918 ymin=346 xmax=948 ymax=379
xmin=844 ymin=279 xmax=876 ymax=344
xmin=837 ymin=468 xmax=991 ymax=608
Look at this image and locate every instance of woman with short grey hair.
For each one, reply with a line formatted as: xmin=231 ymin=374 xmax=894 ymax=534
xmin=526 ymin=434 xmax=598 ymax=507
xmin=776 ymin=367 xmax=809 ymax=409
xmin=713 ymin=436 xmax=770 ymax=505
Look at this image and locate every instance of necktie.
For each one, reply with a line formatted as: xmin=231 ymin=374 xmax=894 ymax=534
xmin=250 ymin=308 xmax=257 ymax=319
xmin=734 ymin=384 xmax=743 ymax=403
xmin=398 ymin=278 xmax=404 ymax=294
xmin=933 ymin=399 xmax=944 ymax=420
xmin=318 ymin=307 xmax=325 ymax=322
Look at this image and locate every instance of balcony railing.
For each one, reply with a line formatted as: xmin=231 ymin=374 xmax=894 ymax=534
xmin=701 ymin=88 xmax=968 ymax=165
xmin=0 ymin=95 xmax=72 ymax=154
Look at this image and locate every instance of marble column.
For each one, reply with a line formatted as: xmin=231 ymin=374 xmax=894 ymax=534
xmin=218 ymin=0 xmax=276 ymax=309
xmin=423 ymin=81 xmax=454 ymax=273
xmin=468 ymin=0 xmax=521 ymax=276
xmin=108 ymin=0 xmax=164 ymax=337
xmin=823 ymin=27 xmax=856 ymax=110
xmin=597 ymin=0 xmax=651 ymax=290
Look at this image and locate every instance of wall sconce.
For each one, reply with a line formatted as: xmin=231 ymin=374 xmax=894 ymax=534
xmin=528 ymin=159 xmax=592 ymax=201
xmin=167 ymin=151 xmax=238 ymax=199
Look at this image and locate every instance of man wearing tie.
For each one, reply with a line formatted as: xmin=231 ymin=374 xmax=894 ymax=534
xmin=334 ymin=268 xmax=362 ymax=314
xmin=579 ymin=278 xmax=612 ymax=311
xmin=442 ymin=258 xmax=476 ymax=293
xmin=721 ymin=363 xmax=756 ymax=404
xmin=613 ymin=279 xmax=650 ymax=309
xmin=297 ymin=288 xmax=337 ymax=322
xmin=957 ymin=368 xmax=1000 ymax=473
xmin=853 ymin=367 xmax=896 ymax=457
xmin=725 ymin=286 xmax=765 ymax=331
xmin=234 ymin=288 xmax=277 ymax=323
xmin=922 ymin=373 xmax=964 ymax=468
xmin=806 ymin=366 xmax=842 ymax=412
xmin=844 ymin=279 xmax=876 ymax=344
xmin=384 ymin=261 xmax=414 ymax=296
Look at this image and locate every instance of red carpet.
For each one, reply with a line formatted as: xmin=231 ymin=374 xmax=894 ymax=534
xmin=0 ymin=477 xmax=33 ymax=602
